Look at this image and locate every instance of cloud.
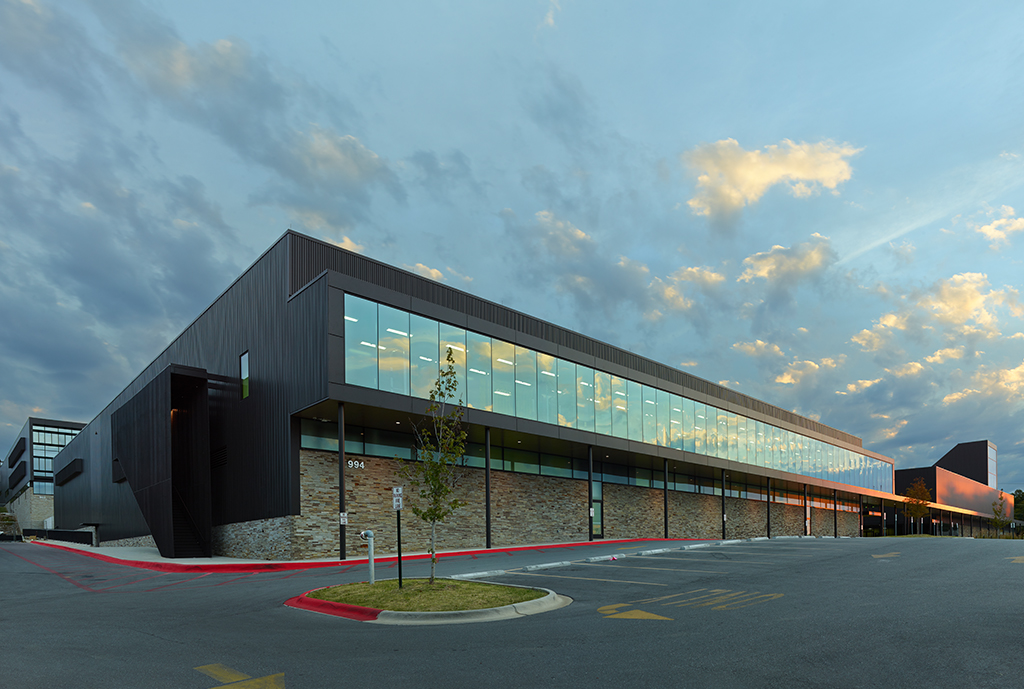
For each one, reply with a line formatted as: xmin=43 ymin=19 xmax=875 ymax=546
xmin=539 ymin=0 xmax=561 ymax=28
xmin=737 ymin=234 xmax=837 ymax=286
xmin=406 ymin=263 xmax=445 ymax=282
xmin=915 ymin=272 xmax=1020 ymax=335
xmin=886 ymin=362 xmax=925 ymax=377
xmin=845 ymin=378 xmax=882 ymax=393
xmin=887 ymin=240 xmax=915 ymax=264
xmin=924 ymin=347 xmax=965 ymax=364
xmin=534 ymin=210 xmax=596 ymax=257
xmin=850 ymin=311 xmax=909 ymax=352
xmin=942 ymin=360 xmax=1024 ymax=406
xmin=684 ymin=138 xmax=861 ymax=217
xmin=879 ymin=419 xmax=908 ymax=440
xmin=671 ymin=266 xmax=726 ymax=288
xmin=775 ymin=360 xmax=819 ymax=385
xmin=732 ymin=340 xmax=786 ymax=358
xmin=971 ymin=205 xmax=1024 ymax=248
xmin=325 ymin=236 xmax=364 ymax=253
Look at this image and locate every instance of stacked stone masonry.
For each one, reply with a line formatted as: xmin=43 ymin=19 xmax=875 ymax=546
xmin=8 ymin=488 xmax=52 ymax=531
xmin=208 ymin=449 xmax=865 ymax=560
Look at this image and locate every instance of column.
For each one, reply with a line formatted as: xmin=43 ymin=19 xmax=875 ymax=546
xmin=337 ymin=403 xmax=346 ymax=560
xmin=485 ymin=427 xmax=492 ymax=549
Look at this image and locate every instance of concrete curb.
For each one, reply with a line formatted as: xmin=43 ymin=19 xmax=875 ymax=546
xmin=287 ymin=581 xmax=572 ymax=625
xmin=372 ymin=587 xmax=572 ymax=625
xmin=523 ymin=560 xmax=572 ymax=571
xmin=450 ymin=570 xmax=507 ymax=580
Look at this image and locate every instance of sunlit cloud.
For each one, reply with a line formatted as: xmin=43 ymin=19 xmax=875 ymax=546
xmin=406 ymin=263 xmax=445 ymax=282
xmin=850 ymin=310 xmax=909 ymax=352
xmin=776 ymin=360 xmax=819 ymax=385
xmin=534 ymin=210 xmax=595 ymax=257
xmin=845 ymin=378 xmax=882 ymax=393
xmin=924 ymin=346 xmax=965 ymax=364
xmin=880 ymin=419 xmax=908 ymax=440
xmin=732 ymin=340 xmax=785 ymax=357
xmin=941 ymin=360 xmax=1024 ymax=406
xmin=886 ymin=361 xmax=924 ymax=377
xmin=737 ymin=234 xmax=836 ymax=285
xmin=325 ymin=236 xmax=364 ymax=253
xmin=915 ymin=272 xmax=1021 ymax=335
xmin=670 ymin=266 xmax=725 ymax=288
xmin=971 ymin=205 xmax=1024 ymax=249
xmin=684 ymin=138 xmax=861 ymax=217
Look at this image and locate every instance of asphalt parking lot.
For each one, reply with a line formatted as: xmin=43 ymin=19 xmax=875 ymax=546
xmin=2 ymin=537 xmax=1021 ymax=688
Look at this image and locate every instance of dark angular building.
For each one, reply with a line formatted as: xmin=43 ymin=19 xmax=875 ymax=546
xmin=2 ymin=418 xmax=84 ymax=530
xmin=50 ymin=231 xmax=1010 ymax=559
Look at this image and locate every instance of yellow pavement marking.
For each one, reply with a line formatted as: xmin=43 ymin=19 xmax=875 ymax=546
xmin=872 ymin=552 xmax=901 ymax=559
xmin=579 ymin=562 xmax=727 ymax=574
xmin=606 ymin=609 xmax=672 ymax=620
xmin=511 ymin=572 xmax=666 ymax=586
xmin=644 ymin=588 xmax=785 ymax=610
xmin=195 ymin=665 xmax=251 ymax=683
xmin=194 ymin=665 xmax=285 ymax=688
xmin=1005 ymin=557 xmax=1024 ymax=563
xmin=597 ymin=603 xmax=672 ymax=619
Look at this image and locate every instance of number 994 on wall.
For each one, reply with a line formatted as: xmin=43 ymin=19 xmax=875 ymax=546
xmin=347 ymin=459 xmax=365 ymax=469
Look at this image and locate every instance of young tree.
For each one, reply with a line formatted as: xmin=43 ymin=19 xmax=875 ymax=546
xmin=398 ymin=347 xmax=467 ymax=583
xmin=903 ymin=477 xmax=932 ymax=535
xmin=991 ymin=492 xmax=1011 ymax=536
xmin=1014 ymin=489 xmax=1024 ymax=522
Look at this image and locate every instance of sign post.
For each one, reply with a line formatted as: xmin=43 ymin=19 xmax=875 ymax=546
xmin=393 ymin=487 xmax=403 ymax=589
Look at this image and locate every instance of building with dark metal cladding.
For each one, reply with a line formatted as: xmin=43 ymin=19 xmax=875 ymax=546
xmin=2 ymin=418 xmax=84 ymax=530
xmin=50 ymin=231 xmax=1012 ymax=559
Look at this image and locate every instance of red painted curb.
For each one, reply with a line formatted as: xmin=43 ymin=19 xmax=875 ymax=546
xmin=284 ymin=591 xmax=382 ymax=621
xmin=31 ymin=537 xmax=697 ymax=573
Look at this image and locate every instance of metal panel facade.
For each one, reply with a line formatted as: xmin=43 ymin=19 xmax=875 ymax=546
xmin=55 ymin=235 xmax=329 ymax=537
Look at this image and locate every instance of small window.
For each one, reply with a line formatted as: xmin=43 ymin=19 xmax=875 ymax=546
xmin=241 ymin=352 xmax=250 ymax=399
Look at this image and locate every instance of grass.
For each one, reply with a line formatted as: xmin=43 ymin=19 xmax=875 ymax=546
xmin=307 ymin=578 xmax=546 ymax=612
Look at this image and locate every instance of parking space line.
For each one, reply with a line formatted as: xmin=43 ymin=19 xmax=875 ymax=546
xmin=642 ymin=556 xmax=779 ymax=565
xmin=509 ymin=572 xmax=668 ymax=586
xmin=579 ymin=563 xmax=728 ymax=574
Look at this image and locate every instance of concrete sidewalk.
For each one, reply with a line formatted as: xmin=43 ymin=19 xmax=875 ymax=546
xmin=28 ymin=536 xmax=692 ymax=573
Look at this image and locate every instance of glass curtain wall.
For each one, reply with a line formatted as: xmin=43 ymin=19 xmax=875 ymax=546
xmin=343 ymin=294 xmax=894 ymax=493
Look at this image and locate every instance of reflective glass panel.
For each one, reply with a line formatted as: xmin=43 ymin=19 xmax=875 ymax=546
xmin=670 ymin=394 xmax=683 ymax=450
xmin=577 ymin=366 xmax=595 ymax=432
xmin=627 ymin=381 xmax=643 ymax=442
xmin=537 ymin=353 xmax=558 ymax=424
xmin=409 ymin=315 xmax=439 ymax=400
xmin=755 ymin=421 xmax=765 ymax=467
xmin=594 ymin=371 xmax=612 ymax=436
xmin=727 ymin=413 xmax=738 ymax=461
xmin=377 ymin=305 xmax=410 ymax=395
xmin=438 ymin=324 xmax=467 ymax=403
xmin=491 ymin=339 xmax=516 ymax=416
xmin=344 ymin=294 xmax=378 ymax=388
xmin=656 ymin=388 xmax=671 ymax=447
xmin=682 ymin=398 xmax=695 ymax=452
xmin=642 ymin=385 xmax=657 ymax=444
xmin=514 ymin=346 xmax=537 ymax=421
xmin=557 ymin=359 xmax=576 ymax=427
xmin=611 ymin=376 xmax=628 ymax=438
xmin=694 ymin=402 xmax=706 ymax=455
xmin=467 ymin=332 xmax=492 ymax=411
xmin=737 ymin=416 xmax=747 ymax=463
xmin=717 ymin=408 xmax=729 ymax=459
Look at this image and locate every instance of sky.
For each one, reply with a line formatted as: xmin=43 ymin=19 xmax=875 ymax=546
xmin=3 ymin=0 xmax=1024 ymax=493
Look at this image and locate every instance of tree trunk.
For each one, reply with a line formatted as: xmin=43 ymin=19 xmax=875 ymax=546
xmin=430 ymin=521 xmax=437 ymax=584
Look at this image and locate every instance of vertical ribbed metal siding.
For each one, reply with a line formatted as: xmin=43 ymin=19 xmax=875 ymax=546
xmin=287 ymin=232 xmax=860 ymax=446
xmin=55 ymin=236 xmax=330 ymax=534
